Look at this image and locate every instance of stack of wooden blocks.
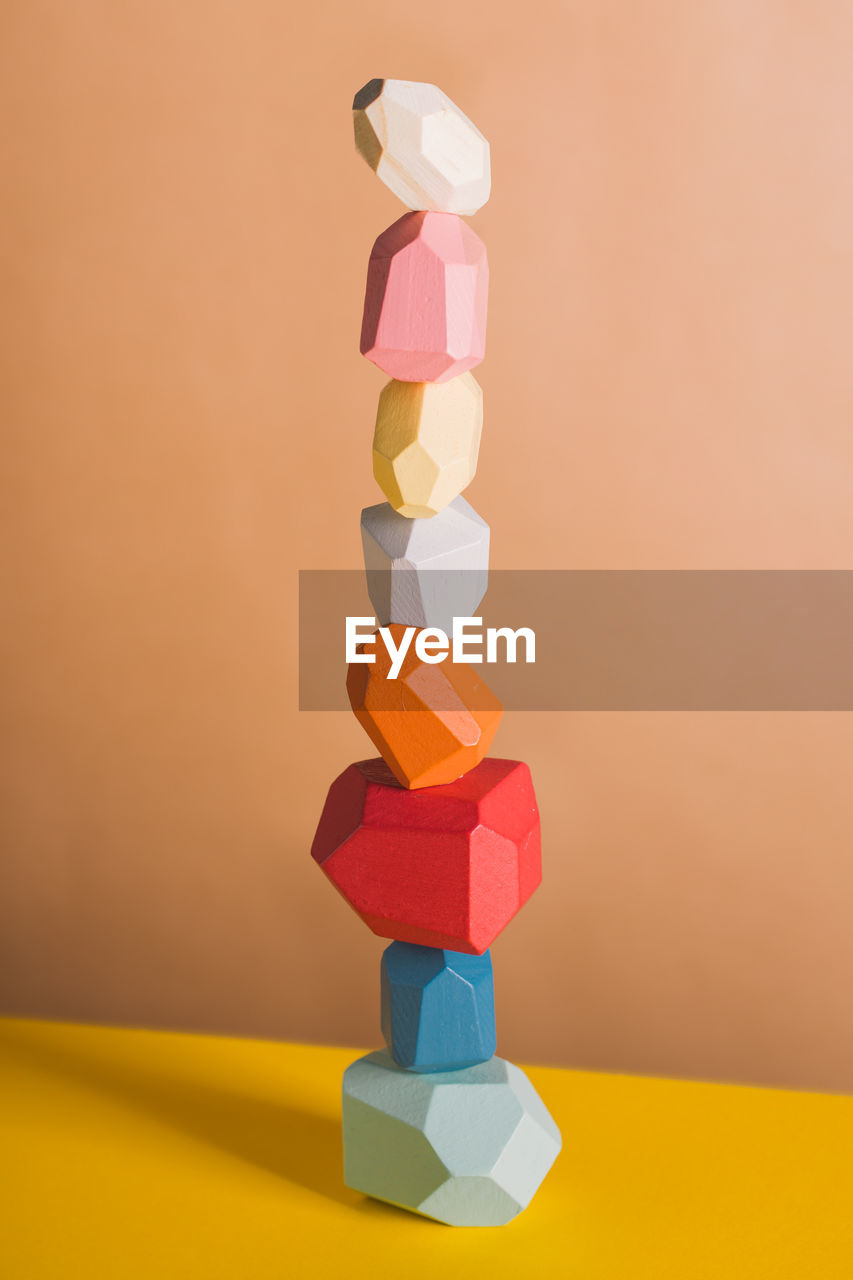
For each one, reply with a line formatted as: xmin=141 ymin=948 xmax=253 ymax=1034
xmin=310 ymin=79 xmax=561 ymax=1228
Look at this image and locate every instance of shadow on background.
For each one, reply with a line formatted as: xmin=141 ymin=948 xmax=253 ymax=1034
xmin=0 ymin=1023 xmax=354 ymax=1207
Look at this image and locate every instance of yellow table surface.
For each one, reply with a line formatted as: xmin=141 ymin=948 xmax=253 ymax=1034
xmin=1 ymin=1018 xmax=850 ymax=1279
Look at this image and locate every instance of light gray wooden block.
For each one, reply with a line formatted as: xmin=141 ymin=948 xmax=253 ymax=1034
xmin=360 ymin=495 xmax=489 ymax=635
xmin=342 ymin=1051 xmax=561 ymax=1227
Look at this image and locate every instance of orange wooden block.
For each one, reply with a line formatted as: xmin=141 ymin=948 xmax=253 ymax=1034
xmin=346 ymin=624 xmax=503 ymax=789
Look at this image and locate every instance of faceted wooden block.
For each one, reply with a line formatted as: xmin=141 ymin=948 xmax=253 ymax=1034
xmin=381 ymin=942 xmax=496 ymax=1072
xmin=373 ymin=374 xmax=483 ymax=517
xmin=343 ymin=1051 xmax=561 ymax=1226
xmin=361 ymin=496 xmax=489 ymax=635
xmin=347 ymin=623 xmax=502 ymax=789
xmin=310 ymin=756 xmax=541 ymax=952
xmin=360 ymin=211 xmax=488 ymax=383
xmin=353 ymin=78 xmax=491 ymax=215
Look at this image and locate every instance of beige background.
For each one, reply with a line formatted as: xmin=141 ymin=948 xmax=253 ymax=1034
xmin=2 ymin=1 xmax=852 ymax=1093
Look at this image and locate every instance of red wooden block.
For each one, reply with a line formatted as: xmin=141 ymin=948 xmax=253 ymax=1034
xmin=310 ymin=756 xmax=541 ymax=954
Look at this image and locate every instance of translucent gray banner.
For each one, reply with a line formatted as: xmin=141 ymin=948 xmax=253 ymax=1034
xmin=298 ymin=570 xmax=853 ymax=710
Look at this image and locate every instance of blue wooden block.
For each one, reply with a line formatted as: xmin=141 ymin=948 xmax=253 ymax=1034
xmin=380 ymin=941 xmax=496 ymax=1072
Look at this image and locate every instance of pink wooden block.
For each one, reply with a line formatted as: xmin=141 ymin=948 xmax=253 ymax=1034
xmin=360 ymin=211 xmax=488 ymax=383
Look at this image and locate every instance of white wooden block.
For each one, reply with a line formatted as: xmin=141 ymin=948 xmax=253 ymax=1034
xmin=353 ymin=78 xmax=491 ymax=215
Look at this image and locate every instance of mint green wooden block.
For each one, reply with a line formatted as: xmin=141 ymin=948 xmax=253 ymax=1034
xmin=342 ymin=1051 xmax=561 ymax=1226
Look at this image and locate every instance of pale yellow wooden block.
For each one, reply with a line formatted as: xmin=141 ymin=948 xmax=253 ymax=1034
xmin=373 ymin=373 xmax=483 ymax=518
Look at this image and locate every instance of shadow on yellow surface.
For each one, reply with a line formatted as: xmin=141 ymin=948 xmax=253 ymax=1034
xmin=2 ymin=1017 xmax=852 ymax=1279
xmin=0 ymin=1019 xmax=352 ymax=1206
